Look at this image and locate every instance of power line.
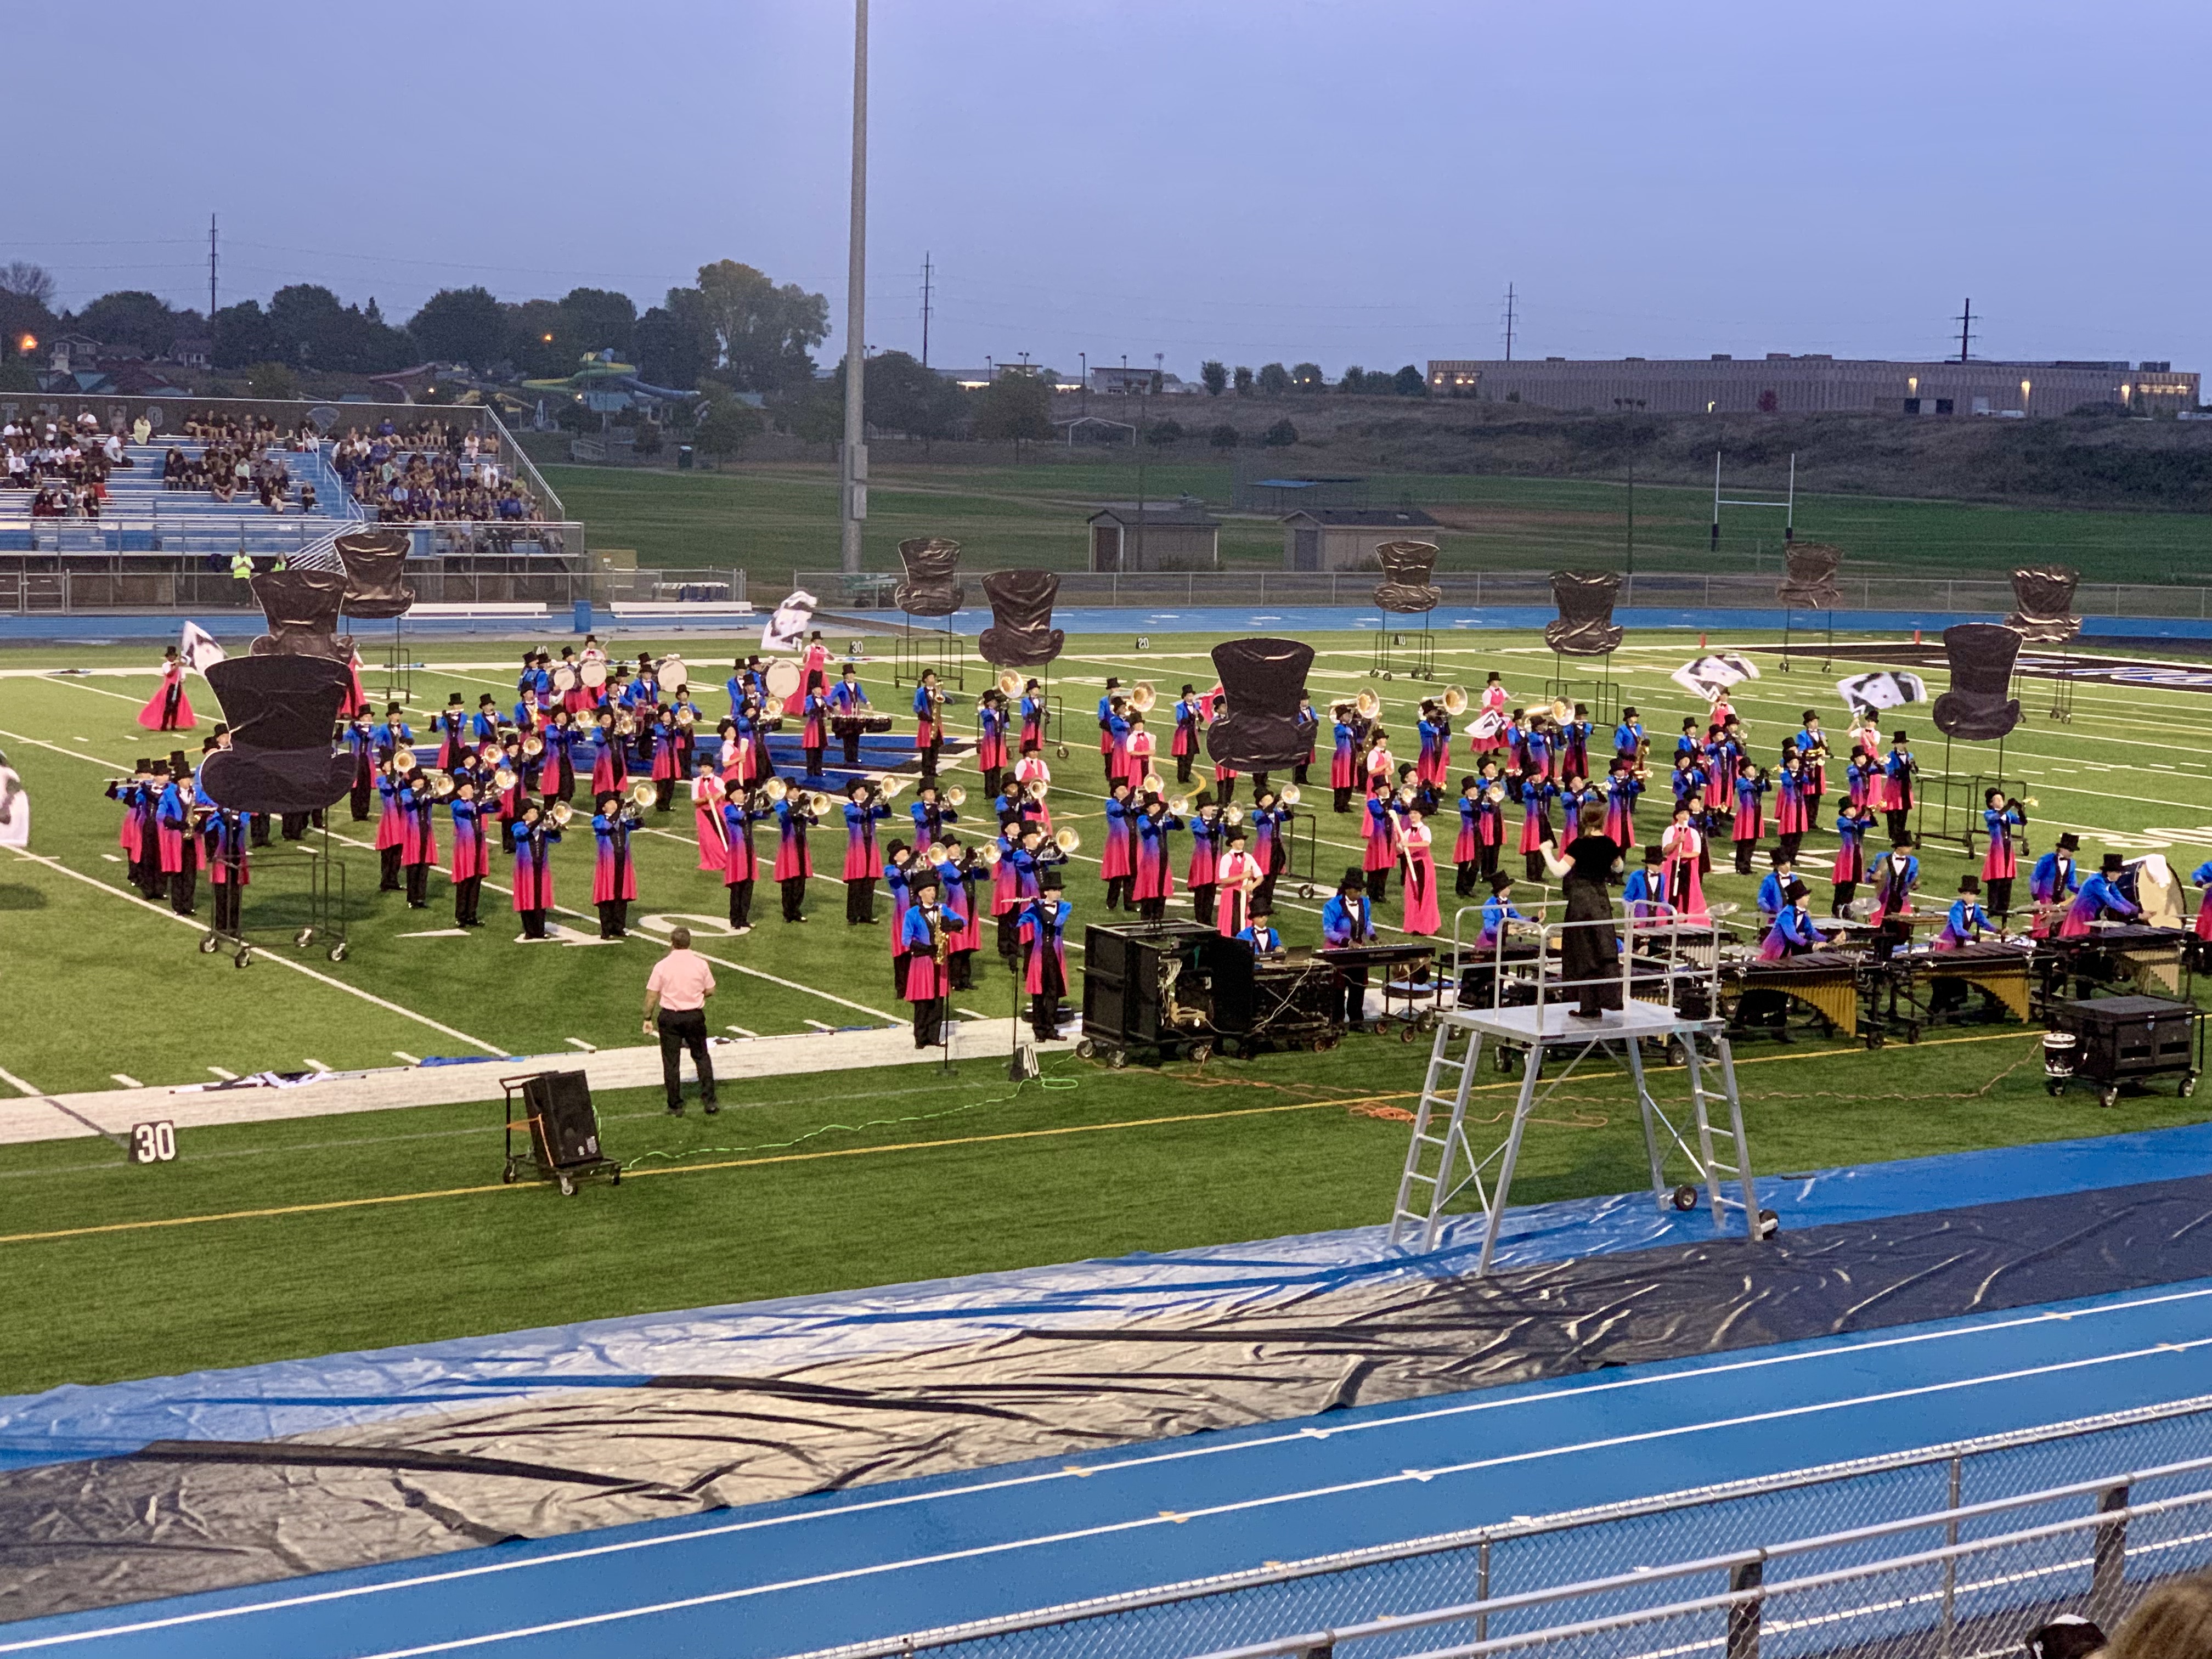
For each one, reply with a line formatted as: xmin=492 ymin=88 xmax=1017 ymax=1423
xmin=1955 ymin=296 xmax=1975 ymax=363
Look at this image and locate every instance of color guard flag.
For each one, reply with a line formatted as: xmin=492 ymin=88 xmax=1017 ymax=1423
xmin=179 ymin=620 xmax=225 ymax=675
xmin=763 ymin=590 xmax=817 ymax=654
xmin=1670 ymin=651 xmax=1760 ymax=702
xmin=1836 ymin=670 xmax=1928 ymax=716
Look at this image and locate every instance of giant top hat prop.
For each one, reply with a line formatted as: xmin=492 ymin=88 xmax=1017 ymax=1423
xmin=894 ymin=536 xmax=964 ymax=617
xmin=335 ymin=528 xmax=416 ymax=619
xmin=198 ymin=654 xmax=359 ymax=815
xmin=1373 ymin=540 xmax=1443 ymax=614
xmin=1775 ymin=541 xmax=1844 ymax=672
xmin=1205 ymin=637 xmax=1316 ymax=772
xmin=978 ymin=569 xmax=1065 ymax=669
xmin=247 ymin=565 xmax=352 ymax=661
xmin=1933 ymin=623 xmax=2022 ymax=743
xmin=1544 ymin=571 xmax=1624 ymax=656
xmin=2007 ymin=565 xmax=2081 ymax=645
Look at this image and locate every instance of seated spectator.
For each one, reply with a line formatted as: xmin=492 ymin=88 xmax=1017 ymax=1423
xmin=2106 ymin=1573 xmax=2212 ymax=1656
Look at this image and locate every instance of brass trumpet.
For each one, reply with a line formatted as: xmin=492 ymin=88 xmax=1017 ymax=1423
xmin=1280 ymin=783 xmax=1302 ymax=806
xmin=614 ymin=712 xmax=636 ymax=737
xmin=807 ymin=791 xmax=833 ymax=816
xmin=626 ymin=778 xmax=657 ymax=810
xmin=1441 ymin=686 xmax=1469 ymax=717
xmin=945 ymin=785 xmax=967 ymax=807
xmin=879 ymin=774 xmax=911 ymax=799
xmin=1167 ymin=793 xmax=1194 ymax=817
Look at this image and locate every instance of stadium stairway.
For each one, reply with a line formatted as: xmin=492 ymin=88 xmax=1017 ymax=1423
xmin=0 ymin=442 xmax=360 ymax=558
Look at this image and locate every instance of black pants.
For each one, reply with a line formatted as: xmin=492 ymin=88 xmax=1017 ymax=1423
xmin=804 ymin=746 xmax=825 ymax=780
xmin=781 ymin=875 xmax=807 ymax=921
xmin=894 ymin=949 xmax=911 ymax=994
xmin=1340 ymin=965 xmax=1369 ymax=1029
xmin=1334 ymin=786 xmax=1352 ymax=813
xmin=521 ymin=907 xmax=549 ymax=939
xmin=1138 ymin=896 xmax=1166 ymax=921
xmin=726 ymin=878 xmax=753 ymax=928
xmin=1215 ymin=776 xmax=1237 ymax=808
xmin=598 ymin=898 xmax=629 ymax=938
xmin=654 ymin=780 xmax=675 ymax=812
xmin=250 ymin=816 xmax=270 ymax=848
xmin=1456 ymin=860 xmax=1478 ymax=898
xmin=1562 ymin=876 xmax=1624 ymax=1017
xmin=1777 ymin=831 xmax=1803 ymax=863
xmin=847 ymin=876 xmax=877 ymax=923
xmin=912 ymin=995 xmax=946 ymax=1048
xmin=1832 ymin=879 xmax=1856 ymax=918
xmin=1104 ymin=875 xmax=1132 ymax=910
xmin=1525 ymin=850 xmax=1547 ymax=882
xmin=1293 ymin=760 xmax=1310 ymax=785
xmin=842 ymin=729 xmax=863 ymax=766
xmin=351 ymin=781 xmax=370 ymax=820
xmin=455 ymin=875 xmax=482 ymax=925
xmin=1987 ymin=876 xmax=2014 ymax=919
xmin=1176 ymin=753 xmax=1193 ymax=782
xmin=919 ymin=740 xmax=942 ymax=784
xmin=280 ymin=812 xmax=309 ymax=840
xmin=1734 ymin=838 xmax=1758 ymax=874
xmin=951 ymin=949 xmax=975 ymax=992
xmin=169 ymin=865 xmax=196 ymax=915
xmin=1480 ymin=840 xmax=1501 ymax=878
xmin=1192 ymin=884 xmax=1217 ymax=927
xmin=657 ymin=1007 xmax=715 ymax=1108
xmin=997 ymin=910 xmax=1020 ymax=958
xmin=1030 ymin=992 xmax=1060 ymax=1040
xmin=404 ymin=859 xmax=430 ymax=907
xmin=1367 ymin=866 xmax=1390 ymax=904
xmin=1886 ymin=809 xmax=1911 ymax=842
xmin=212 ymin=878 xmax=242 ymax=935
xmin=380 ymin=845 xmax=402 ymax=891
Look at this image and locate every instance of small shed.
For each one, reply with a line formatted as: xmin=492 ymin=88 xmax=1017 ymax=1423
xmin=1282 ymin=506 xmax=1442 ymax=572
xmin=1087 ymin=500 xmax=1221 ymax=572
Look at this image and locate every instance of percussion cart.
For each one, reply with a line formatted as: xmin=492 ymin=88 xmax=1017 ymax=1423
xmin=500 ymin=1071 xmax=623 ymax=1197
xmin=2042 ymin=995 xmax=2204 ymax=1110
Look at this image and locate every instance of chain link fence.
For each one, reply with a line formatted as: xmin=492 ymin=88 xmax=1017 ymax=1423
xmin=781 ymin=1396 xmax=2212 ymax=1659
xmin=0 ymin=558 xmax=743 ymax=615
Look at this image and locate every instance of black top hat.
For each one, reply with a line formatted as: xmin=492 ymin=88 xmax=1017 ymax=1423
xmin=197 ymin=656 xmax=358 ymax=815
xmin=2057 ymin=832 xmax=2081 ymax=850
xmin=2007 ymin=565 xmax=2083 ymax=645
xmin=1373 ymin=540 xmax=1443 ymax=614
xmin=334 ymin=528 xmax=415 ymax=620
xmin=1339 ymin=865 xmax=1366 ymax=890
xmin=2101 ymin=852 xmax=2126 ymax=874
xmin=478 ymin=693 xmax=496 ymax=705
xmin=1932 ymin=623 xmax=2023 ymax=743
xmin=1776 ymin=541 xmax=1843 ymax=608
xmin=1782 ymin=878 xmax=1809 ymax=902
xmin=1206 ymin=637 xmax=1317 ymax=771
xmin=247 ymin=563 xmax=352 ymax=662
xmin=1489 ymin=870 xmax=1515 ymax=890
xmin=1041 ymin=870 xmax=1064 ymax=891
xmin=909 ymin=870 xmax=941 ymax=891
xmin=978 ymin=569 xmax=1065 ymax=668
xmin=894 ymin=536 xmax=964 ymax=617
xmin=1770 ymin=848 xmax=1793 ymax=865
xmin=1959 ymin=874 xmax=1981 ymax=891
xmin=1544 ymin=569 xmax=1624 ymax=656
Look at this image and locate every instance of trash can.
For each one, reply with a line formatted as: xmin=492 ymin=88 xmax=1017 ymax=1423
xmin=573 ymin=600 xmax=592 ymax=633
xmin=676 ymin=445 xmax=694 ymax=470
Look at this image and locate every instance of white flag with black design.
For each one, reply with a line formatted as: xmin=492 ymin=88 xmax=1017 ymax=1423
xmin=1836 ymin=670 xmax=1927 ymax=715
xmin=763 ymin=590 xmax=817 ymax=654
xmin=1670 ymin=651 xmax=1761 ymax=703
xmin=179 ymin=620 xmax=225 ymax=675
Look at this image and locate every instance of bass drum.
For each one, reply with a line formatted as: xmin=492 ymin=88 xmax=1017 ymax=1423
xmin=2119 ymin=853 xmax=2182 ymax=929
xmin=550 ymin=663 xmax=579 ymax=692
xmin=579 ymin=659 xmax=608 ymax=690
xmin=764 ymin=658 xmax=803 ymax=702
xmin=659 ymin=654 xmax=690 ymax=697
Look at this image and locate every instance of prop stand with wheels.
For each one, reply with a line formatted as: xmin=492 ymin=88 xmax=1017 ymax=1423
xmin=1542 ymin=571 xmax=1626 ymax=720
xmin=1369 ymin=540 xmax=1442 ymax=682
xmin=292 ymin=827 xmax=350 ymax=962
xmin=1916 ymin=623 xmax=2026 ymax=853
xmin=501 ymin=1070 xmax=621 ymax=1197
xmin=890 ymin=534 xmax=969 ymax=692
xmin=1775 ymin=542 xmax=1843 ymax=674
xmin=2008 ymin=563 xmax=2083 ymax=725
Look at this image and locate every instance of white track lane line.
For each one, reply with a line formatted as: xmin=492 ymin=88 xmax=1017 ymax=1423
xmin=17 ymin=1284 xmax=2212 ymax=1655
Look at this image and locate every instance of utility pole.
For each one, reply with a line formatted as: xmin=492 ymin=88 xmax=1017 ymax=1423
xmin=839 ymin=0 xmax=869 ymax=577
xmin=1625 ymin=460 xmax=1635 ymax=579
xmin=1955 ymin=297 xmax=1974 ymax=364
xmin=208 ymin=215 xmax=218 ymax=321
xmin=1502 ymin=283 xmax=1517 ymax=362
xmin=919 ymin=251 xmax=933 ymax=367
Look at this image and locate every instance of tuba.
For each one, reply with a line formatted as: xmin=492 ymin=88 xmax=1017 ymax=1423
xmin=1353 ymin=688 xmax=1380 ymax=720
xmin=390 ymin=745 xmax=418 ymax=772
xmin=626 ymin=778 xmax=657 ymax=810
xmin=1129 ymin=682 xmax=1156 ymax=714
xmin=996 ymin=669 xmax=1022 ymax=698
xmin=1441 ymin=686 xmax=1469 ymax=717
xmin=945 ymin=785 xmax=967 ymax=807
xmin=763 ymin=777 xmax=789 ymax=802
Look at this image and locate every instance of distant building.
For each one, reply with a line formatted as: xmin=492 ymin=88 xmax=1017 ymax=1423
xmin=1281 ymin=506 xmax=1441 ymax=572
xmin=1087 ymin=500 xmax=1220 ymax=572
xmin=46 ymin=335 xmax=103 ymax=374
xmin=1088 ymin=366 xmax=1194 ymax=396
xmin=1423 ymin=355 xmax=2200 ymax=417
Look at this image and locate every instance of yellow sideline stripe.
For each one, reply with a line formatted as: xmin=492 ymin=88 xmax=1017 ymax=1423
xmin=0 ymin=1031 xmax=2038 ymax=1247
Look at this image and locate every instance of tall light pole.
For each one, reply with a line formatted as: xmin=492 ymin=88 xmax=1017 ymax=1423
xmin=839 ymin=0 xmax=869 ymax=576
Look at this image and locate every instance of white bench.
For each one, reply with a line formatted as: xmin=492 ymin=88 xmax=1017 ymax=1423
xmin=405 ymin=602 xmax=550 ymax=620
xmin=608 ymin=600 xmax=757 ymax=617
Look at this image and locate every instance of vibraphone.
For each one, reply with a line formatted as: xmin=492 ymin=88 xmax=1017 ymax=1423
xmin=2035 ymin=924 xmax=2196 ymax=1009
xmin=1884 ymin=940 xmax=2037 ymax=1039
xmin=1723 ymin=947 xmax=1870 ymax=1044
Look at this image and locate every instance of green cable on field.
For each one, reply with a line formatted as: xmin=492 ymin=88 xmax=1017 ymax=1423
xmin=621 ymin=1053 xmax=1081 ymax=1171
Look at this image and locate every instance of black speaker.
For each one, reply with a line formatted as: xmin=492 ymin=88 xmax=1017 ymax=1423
xmin=523 ymin=1071 xmax=602 ymax=1169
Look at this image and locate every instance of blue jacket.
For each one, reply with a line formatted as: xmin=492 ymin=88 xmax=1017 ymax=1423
xmin=1321 ymin=893 xmax=1373 ymax=946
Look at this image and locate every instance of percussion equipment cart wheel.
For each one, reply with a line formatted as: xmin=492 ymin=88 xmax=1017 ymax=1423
xmin=1672 ymin=1183 xmax=1701 ymax=1212
xmin=2100 ymin=1086 xmax=2120 ymax=1110
xmin=1188 ymin=1042 xmax=1212 ymax=1066
xmin=1075 ymin=1037 xmax=1096 ymax=1059
xmin=1107 ymin=1048 xmax=1128 ymax=1070
xmin=329 ymin=943 xmax=348 ymax=962
xmin=2046 ymin=1079 xmax=2065 ymax=1097
xmin=502 ymin=1159 xmax=520 ymax=1183
xmin=233 ymin=947 xmax=251 ymax=969
xmin=199 ymin=934 xmax=220 ymax=954
xmin=559 ymin=1174 xmax=577 ymax=1197
xmin=2183 ymin=1071 xmax=2200 ymax=1099
xmin=295 ymin=927 xmax=314 ymax=949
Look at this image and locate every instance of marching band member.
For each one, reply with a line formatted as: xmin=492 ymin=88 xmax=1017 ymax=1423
xmin=991 ymin=823 xmax=1025 ymax=958
xmin=1934 ymin=873 xmax=1993 ymax=950
xmin=1982 ymin=788 xmax=2026 ymax=921
xmin=105 ymin=761 xmax=151 ymax=896
xmin=1517 ymin=771 xmax=1557 ymax=884
xmin=1476 ymin=870 xmax=1526 ymax=952
xmin=1453 ymin=775 xmax=1481 ymax=896
xmin=1096 ymin=678 xmax=1122 ymax=768
xmin=1668 ymin=749 xmax=1705 ymax=811
xmin=721 ymin=781 xmax=763 ymax=934
xmin=1756 ymin=878 xmax=1827 ymax=963
xmin=1623 ymin=843 xmax=1670 ymax=925
xmin=492 ymin=737 xmax=524 ymax=854
xmin=371 ymin=701 xmax=413 ymax=763
xmin=901 ymin=870 xmax=963 ymax=1049
xmin=200 ymin=803 xmax=251 ymax=936
xmin=1845 ymin=745 xmax=1877 ymax=812
xmin=725 ymin=656 xmax=753 ymax=723
xmin=1866 ymin=834 xmax=1921 ymax=960
xmin=1170 ymin=684 xmax=1204 ymax=783
xmin=514 ymin=682 xmax=546 ymax=733
xmin=470 ymin=693 xmax=501 ymax=747
xmin=1362 ymin=775 xmax=1400 ymax=902
xmin=690 ymin=755 xmax=730 ymax=872
xmin=1125 ymin=712 xmax=1156 ymax=792
xmin=1474 ymin=673 xmax=1509 ymax=752
xmin=649 ymin=706 xmax=682 ymax=811
xmin=2059 ymin=851 xmax=2139 ymax=939
xmin=1101 ymin=695 xmax=1132 ymax=790
xmin=800 ymin=630 xmax=832 ymax=703
xmin=1416 ymin=700 xmax=1452 ymax=792
xmin=1216 ymin=826 xmax=1258 ymax=939
xmin=339 ymin=647 xmax=370 ymax=721
xmin=1703 ymin=721 xmax=1739 ymax=811
xmin=432 ymin=693 xmax=470 ymax=769
xmin=800 ymin=681 xmax=832 ymax=781
xmin=1293 ymin=691 xmax=1319 ymax=786
xmin=2029 ymin=832 xmax=2081 ymax=939
xmin=843 ymin=780 xmax=891 ymax=923
xmin=1612 ymin=704 xmax=1644 ymax=767
xmin=136 ymin=645 xmax=195 ymax=732
xmin=1250 ymin=787 xmax=1291 ymax=910
xmin=629 ymin=653 xmax=661 ymax=712
xmin=1756 ymin=849 xmax=1796 ymax=929
xmin=1011 ymin=751 xmax=1053 ymax=830
xmin=1322 ymin=866 xmax=1376 ymax=1030
xmin=1562 ymin=703 xmax=1593 ymax=782
xmin=1523 ymin=715 xmax=1555 ymax=789
xmin=1398 ymin=803 xmax=1440 ymax=938
xmin=1019 ymin=871 xmax=1073 ymax=1039
xmin=511 ymin=800 xmax=560 ymax=940
xmin=544 ymin=710 xmax=578 ymax=803
xmin=398 ymin=768 xmax=440 ymax=910
xmin=975 ymin=690 xmax=1009 ymax=801
xmin=1018 ymin=678 xmax=1049 ymax=756
xmin=1832 ymin=800 xmax=1876 ymax=917
xmin=1237 ymin=900 xmax=1283 ymax=955
xmin=2193 ymin=857 xmax=2212 ymax=948
xmin=1537 ymin=803 xmax=1626 ymax=1020
xmin=1330 ymin=703 xmax=1361 ymax=814
xmin=1209 ymin=690 xmax=1239 ymax=807
xmin=1186 ymin=794 xmax=1223 ymax=926
xmin=885 ymin=840 xmax=916 ymax=991
xmin=342 ymin=714 xmax=376 ymax=822
xmin=1674 ymin=716 xmax=1703 ymax=766
xmin=1798 ymin=711 xmax=1830 ymax=808
xmin=1773 ymin=753 xmax=1810 ymax=862
xmin=590 ymin=712 xmax=629 ymax=795
xmin=1099 ymin=779 xmax=1136 ymax=910
xmin=1883 ymin=730 xmax=1917 ymax=843
xmin=935 ymin=837 xmax=984 ymax=990
xmin=591 ymin=791 xmax=638 ymax=939
xmin=374 ymin=759 xmax=406 ymax=891
xmin=1658 ymin=801 xmax=1709 ymax=925
xmin=830 ymin=664 xmax=873 ymax=768
xmin=773 ymin=787 xmax=818 ymax=923
xmin=1604 ymin=757 xmax=1642 ymax=850
xmin=447 ymin=778 xmax=489 ymax=927
xmin=913 ymin=669 xmax=945 ymax=785
xmin=910 ymin=781 xmax=958 ymax=848
xmin=1132 ymin=793 xmax=1182 ymax=922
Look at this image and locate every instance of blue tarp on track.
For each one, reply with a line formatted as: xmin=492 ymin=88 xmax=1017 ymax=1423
xmin=8 ymin=1119 xmax=2212 ymax=1472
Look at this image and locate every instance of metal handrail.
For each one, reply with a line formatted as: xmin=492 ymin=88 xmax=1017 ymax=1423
xmin=482 ymin=402 xmax=563 ymax=519
xmin=782 ymin=1390 xmax=2212 ymax=1659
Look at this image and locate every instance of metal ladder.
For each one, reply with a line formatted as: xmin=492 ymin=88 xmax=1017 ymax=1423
xmin=1388 ymin=1019 xmax=1487 ymax=1251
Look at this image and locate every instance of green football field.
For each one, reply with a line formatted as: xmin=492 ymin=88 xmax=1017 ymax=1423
xmin=5 ymin=625 xmax=2211 ymax=1395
